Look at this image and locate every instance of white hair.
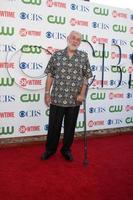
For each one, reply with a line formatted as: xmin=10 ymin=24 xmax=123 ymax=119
xmin=68 ymin=31 xmax=82 ymax=39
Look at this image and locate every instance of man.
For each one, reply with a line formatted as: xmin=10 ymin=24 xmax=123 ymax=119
xmin=41 ymin=31 xmax=93 ymax=161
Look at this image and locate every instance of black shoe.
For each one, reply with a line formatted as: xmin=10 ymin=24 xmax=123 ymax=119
xmin=41 ymin=151 xmax=55 ymax=160
xmin=61 ymin=150 xmax=74 ymax=161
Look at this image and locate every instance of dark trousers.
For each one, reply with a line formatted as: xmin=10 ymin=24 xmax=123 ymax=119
xmin=45 ymin=104 xmax=80 ymax=153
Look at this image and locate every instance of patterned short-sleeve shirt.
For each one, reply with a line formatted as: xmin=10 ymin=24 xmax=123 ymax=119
xmin=45 ymin=47 xmax=93 ymax=107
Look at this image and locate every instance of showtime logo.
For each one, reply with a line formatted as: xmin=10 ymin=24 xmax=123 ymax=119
xmin=92 ymin=80 xmax=108 ymax=87
xmin=129 ymin=27 xmax=133 ymax=34
xmin=88 ymin=120 xmax=104 ymax=127
xmin=46 ymin=0 xmax=66 ymax=8
xmin=91 ymin=36 xmax=108 ymax=43
xmin=19 ymin=28 xmax=41 ymax=37
xmin=125 ymin=105 xmax=133 ymax=112
xmin=111 ymin=52 xmax=128 ymax=59
xmin=112 ymin=10 xmax=127 ymax=18
xmin=19 ymin=78 xmax=42 ymax=87
xmin=0 ymin=112 xmax=15 ymax=118
xmin=47 ymin=46 xmax=60 ymax=54
xmin=70 ymin=18 xmax=89 ymax=27
xmin=0 ymin=10 xmax=15 ymax=18
xmin=0 ymin=62 xmax=14 ymax=68
xmin=128 ymin=66 xmax=133 ymax=73
xmin=79 ymin=108 xmax=85 ymax=114
xmin=109 ymin=92 xmax=124 ymax=100
xmin=19 ymin=125 xmax=40 ymax=133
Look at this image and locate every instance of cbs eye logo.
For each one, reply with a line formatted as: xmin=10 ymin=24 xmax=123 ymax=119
xmin=46 ymin=31 xmax=52 ymax=38
xmin=19 ymin=62 xmax=28 ymax=69
xmin=20 ymin=12 xmax=27 ymax=19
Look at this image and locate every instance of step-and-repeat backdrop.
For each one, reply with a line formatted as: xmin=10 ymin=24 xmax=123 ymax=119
xmin=0 ymin=0 xmax=133 ymax=138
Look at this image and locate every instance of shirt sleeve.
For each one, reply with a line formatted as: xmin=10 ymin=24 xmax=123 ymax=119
xmin=44 ymin=53 xmax=56 ymax=78
xmin=82 ymin=53 xmax=93 ymax=80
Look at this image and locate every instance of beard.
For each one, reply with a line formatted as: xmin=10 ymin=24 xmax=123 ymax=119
xmin=68 ymin=44 xmax=77 ymax=51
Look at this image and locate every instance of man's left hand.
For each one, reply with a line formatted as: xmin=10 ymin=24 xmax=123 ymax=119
xmin=76 ymin=95 xmax=85 ymax=103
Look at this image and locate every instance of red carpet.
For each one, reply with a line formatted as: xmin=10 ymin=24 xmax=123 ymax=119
xmin=0 ymin=133 xmax=133 ymax=200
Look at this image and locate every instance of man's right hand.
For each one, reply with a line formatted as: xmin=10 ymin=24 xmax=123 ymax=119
xmin=45 ymin=94 xmax=51 ymax=107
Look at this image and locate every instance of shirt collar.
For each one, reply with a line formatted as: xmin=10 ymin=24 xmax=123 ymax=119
xmin=63 ymin=47 xmax=79 ymax=57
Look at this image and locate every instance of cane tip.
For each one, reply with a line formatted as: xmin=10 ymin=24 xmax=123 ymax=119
xmin=83 ymin=159 xmax=89 ymax=166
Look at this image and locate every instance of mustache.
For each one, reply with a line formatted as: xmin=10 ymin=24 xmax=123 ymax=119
xmin=68 ymin=44 xmax=78 ymax=48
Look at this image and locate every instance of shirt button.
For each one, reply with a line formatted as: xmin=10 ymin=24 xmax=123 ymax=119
xmin=63 ymin=100 xmax=67 ymax=104
xmin=67 ymin=76 xmax=70 ymax=79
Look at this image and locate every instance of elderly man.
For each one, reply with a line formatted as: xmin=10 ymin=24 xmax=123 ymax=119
xmin=41 ymin=31 xmax=93 ymax=161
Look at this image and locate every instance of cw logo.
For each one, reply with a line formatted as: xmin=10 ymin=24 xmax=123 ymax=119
xmin=125 ymin=117 xmax=133 ymax=124
xmin=76 ymin=121 xmax=84 ymax=129
xmin=45 ymin=109 xmax=50 ymax=117
xmin=0 ymin=78 xmax=14 ymax=86
xmin=90 ymin=93 xmax=106 ymax=100
xmin=94 ymin=50 xmax=109 ymax=58
xmin=21 ymin=45 xmax=41 ymax=54
xmin=21 ymin=0 xmax=41 ymax=5
xmin=81 ymin=34 xmax=89 ymax=41
xmin=129 ymin=80 xmax=133 ymax=88
xmin=111 ymin=66 xmax=126 ymax=73
xmin=113 ymin=24 xmax=127 ymax=32
xmin=0 ymin=26 xmax=14 ymax=36
xmin=93 ymin=7 xmax=109 ymax=16
xmin=20 ymin=94 xmax=40 ymax=102
xmin=47 ymin=15 xmax=66 ymax=24
xmin=90 ymin=92 xmax=106 ymax=100
xmin=0 ymin=126 xmax=14 ymax=135
xmin=130 ymin=40 xmax=133 ymax=47
xmin=109 ymin=105 xmax=123 ymax=112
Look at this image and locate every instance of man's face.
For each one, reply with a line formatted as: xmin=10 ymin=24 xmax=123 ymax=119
xmin=67 ymin=33 xmax=81 ymax=51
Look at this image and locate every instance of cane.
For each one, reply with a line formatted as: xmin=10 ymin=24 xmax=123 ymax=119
xmin=83 ymin=95 xmax=89 ymax=166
